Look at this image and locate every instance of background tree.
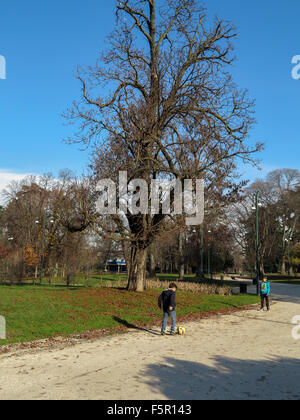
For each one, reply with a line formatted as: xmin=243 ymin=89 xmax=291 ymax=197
xmin=290 ymin=243 xmax=300 ymax=272
xmin=0 ymin=173 xmax=99 ymax=285
xmin=229 ymin=169 xmax=300 ymax=275
xmin=267 ymin=170 xmax=300 ymax=274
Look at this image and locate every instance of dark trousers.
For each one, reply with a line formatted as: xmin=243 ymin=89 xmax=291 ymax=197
xmin=261 ymin=294 xmax=270 ymax=310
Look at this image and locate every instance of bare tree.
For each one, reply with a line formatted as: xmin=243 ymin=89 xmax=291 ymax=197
xmin=64 ymin=0 xmax=262 ymax=291
xmin=0 ymin=172 xmax=98 ymax=284
xmin=229 ymin=169 xmax=300 ymax=275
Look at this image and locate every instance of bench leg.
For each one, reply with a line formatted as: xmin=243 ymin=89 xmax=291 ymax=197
xmin=240 ymin=285 xmax=247 ymax=294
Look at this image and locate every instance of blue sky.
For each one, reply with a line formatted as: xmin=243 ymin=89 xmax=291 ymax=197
xmin=0 ymin=0 xmax=299 ymax=192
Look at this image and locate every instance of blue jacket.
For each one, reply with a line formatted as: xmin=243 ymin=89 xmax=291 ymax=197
xmin=260 ymin=281 xmax=270 ymax=295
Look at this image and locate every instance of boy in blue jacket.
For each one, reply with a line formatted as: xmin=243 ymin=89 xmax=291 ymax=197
xmin=260 ymin=276 xmax=271 ymax=311
xmin=158 ymin=283 xmax=177 ymax=335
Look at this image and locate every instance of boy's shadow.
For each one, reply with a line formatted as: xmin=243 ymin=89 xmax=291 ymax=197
xmin=113 ymin=316 xmax=162 ymax=336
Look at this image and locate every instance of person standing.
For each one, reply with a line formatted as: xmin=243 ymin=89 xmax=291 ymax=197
xmin=260 ymin=276 xmax=271 ymax=311
xmin=158 ymin=283 xmax=177 ymax=335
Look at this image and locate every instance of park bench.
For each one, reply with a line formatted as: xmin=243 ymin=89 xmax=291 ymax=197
xmin=238 ymin=282 xmax=249 ymax=294
xmin=229 ymin=276 xmax=251 ymax=294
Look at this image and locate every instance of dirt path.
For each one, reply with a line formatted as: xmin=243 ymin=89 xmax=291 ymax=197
xmin=0 ymin=287 xmax=300 ymax=400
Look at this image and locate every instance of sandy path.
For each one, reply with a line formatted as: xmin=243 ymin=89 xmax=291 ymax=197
xmin=0 ymin=285 xmax=300 ymax=400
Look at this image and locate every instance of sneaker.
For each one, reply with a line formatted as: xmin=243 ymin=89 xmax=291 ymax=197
xmin=259 ymin=308 xmax=264 ymax=312
xmin=161 ymin=331 xmax=166 ymax=336
xmin=170 ymin=331 xmax=177 ymax=335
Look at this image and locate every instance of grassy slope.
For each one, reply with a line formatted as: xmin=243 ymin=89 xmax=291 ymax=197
xmin=0 ymin=285 xmax=259 ymax=345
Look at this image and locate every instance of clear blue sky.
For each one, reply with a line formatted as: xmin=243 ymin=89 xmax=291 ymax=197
xmin=0 ymin=0 xmax=299 ymax=189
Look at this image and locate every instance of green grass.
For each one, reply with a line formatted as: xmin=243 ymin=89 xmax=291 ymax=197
xmin=11 ymin=273 xmax=128 ymax=287
xmin=0 ymin=284 xmax=259 ymax=346
xmin=16 ymin=272 xmax=219 ymax=288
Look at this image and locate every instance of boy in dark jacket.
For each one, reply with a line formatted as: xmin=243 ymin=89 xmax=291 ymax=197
xmin=158 ymin=283 xmax=177 ymax=335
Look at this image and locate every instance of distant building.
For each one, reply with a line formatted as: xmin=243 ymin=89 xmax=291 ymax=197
xmin=106 ymin=258 xmax=127 ymax=273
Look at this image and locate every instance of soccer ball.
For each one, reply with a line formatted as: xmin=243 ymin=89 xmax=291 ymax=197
xmin=177 ymin=326 xmax=186 ymax=335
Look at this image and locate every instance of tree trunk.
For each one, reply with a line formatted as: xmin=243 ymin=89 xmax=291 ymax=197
xmin=149 ymin=244 xmax=156 ymax=279
xmin=66 ymin=273 xmax=71 ymax=287
xmin=178 ymin=232 xmax=185 ymax=281
xmin=19 ymin=249 xmax=25 ymax=283
xmin=281 ymin=260 xmax=286 ymax=275
xmin=54 ymin=263 xmax=58 ymax=278
xmin=127 ymin=245 xmax=148 ymax=292
xmin=259 ymin=262 xmax=265 ymax=278
xmin=121 ymin=240 xmax=131 ymax=278
xmin=48 ymin=269 xmax=52 ymax=285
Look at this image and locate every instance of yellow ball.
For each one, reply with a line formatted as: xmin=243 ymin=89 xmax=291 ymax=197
xmin=177 ymin=326 xmax=186 ymax=335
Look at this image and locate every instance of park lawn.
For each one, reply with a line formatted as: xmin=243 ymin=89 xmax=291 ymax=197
xmin=17 ymin=273 xmax=128 ymax=287
xmin=0 ymin=285 xmax=259 ymax=346
xmin=20 ymin=272 xmax=226 ymax=287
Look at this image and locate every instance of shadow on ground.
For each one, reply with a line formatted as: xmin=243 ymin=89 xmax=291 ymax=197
xmin=113 ymin=316 xmax=161 ymax=336
xmin=142 ymin=356 xmax=300 ymax=400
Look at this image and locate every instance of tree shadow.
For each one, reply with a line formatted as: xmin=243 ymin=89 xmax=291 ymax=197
xmin=142 ymin=356 xmax=300 ymax=400
xmin=113 ymin=316 xmax=161 ymax=336
xmin=232 ymin=312 xmax=293 ymax=327
xmin=215 ymin=300 xmax=244 ymax=309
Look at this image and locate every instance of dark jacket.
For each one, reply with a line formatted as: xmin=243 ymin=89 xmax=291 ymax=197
xmin=158 ymin=289 xmax=176 ymax=312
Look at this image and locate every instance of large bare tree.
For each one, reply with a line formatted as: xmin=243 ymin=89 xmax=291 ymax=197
xmin=65 ymin=0 xmax=262 ymax=291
